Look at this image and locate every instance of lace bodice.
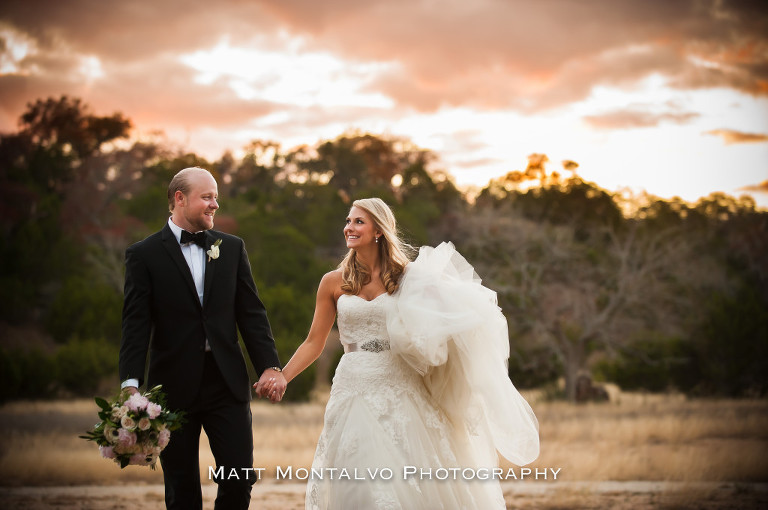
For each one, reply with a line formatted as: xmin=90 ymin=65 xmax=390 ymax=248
xmin=337 ymin=293 xmax=391 ymax=353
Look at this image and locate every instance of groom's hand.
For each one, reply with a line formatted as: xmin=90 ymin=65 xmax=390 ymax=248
xmin=123 ymin=386 xmax=139 ymax=396
xmin=254 ymin=369 xmax=287 ymax=403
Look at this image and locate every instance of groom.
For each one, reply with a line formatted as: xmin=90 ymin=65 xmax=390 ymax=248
xmin=119 ymin=166 xmax=286 ymax=509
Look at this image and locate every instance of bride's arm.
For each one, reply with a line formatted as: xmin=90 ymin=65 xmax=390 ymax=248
xmin=281 ymin=270 xmax=341 ymax=384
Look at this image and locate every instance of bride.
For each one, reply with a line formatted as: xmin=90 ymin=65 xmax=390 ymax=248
xmin=260 ymin=198 xmax=539 ymax=509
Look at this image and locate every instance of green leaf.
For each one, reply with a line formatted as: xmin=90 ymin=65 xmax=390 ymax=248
xmin=95 ymin=397 xmax=111 ymax=411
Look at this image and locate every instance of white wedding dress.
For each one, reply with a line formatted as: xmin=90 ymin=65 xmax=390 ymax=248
xmin=306 ymin=243 xmax=539 ymax=510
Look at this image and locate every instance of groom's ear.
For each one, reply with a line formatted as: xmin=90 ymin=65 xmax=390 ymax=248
xmin=174 ymin=190 xmax=186 ymax=208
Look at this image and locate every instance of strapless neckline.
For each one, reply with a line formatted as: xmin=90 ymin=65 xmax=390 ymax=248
xmin=340 ymin=292 xmax=388 ymax=303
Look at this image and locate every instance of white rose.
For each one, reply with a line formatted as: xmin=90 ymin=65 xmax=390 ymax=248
xmin=112 ymin=405 xmax=129 ymax=420
xmin=121 ymin=415 xmax=137 ymax=431
xmin=207 ymin=239 xmax=222 ymax=261
xmin=104 ymin=424 xmax=120 ymax=444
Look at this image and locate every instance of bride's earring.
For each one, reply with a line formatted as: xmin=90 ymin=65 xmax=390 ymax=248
xmin=375 ymin=236 xmax=379 ymax=243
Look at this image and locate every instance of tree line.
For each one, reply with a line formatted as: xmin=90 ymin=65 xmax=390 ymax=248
xmin=1 ymin=96 xmax=765 ymax=402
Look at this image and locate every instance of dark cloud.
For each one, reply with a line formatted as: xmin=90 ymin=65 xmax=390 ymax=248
xmin=258 ymin=0 xmax=693 ymax=73
xmin=0 ymin=1 xmax=278 ymax=62
xmin=584 ymin=108 xmax=700 ymax=130
xmin=256 ymin=0 xmax=768 ymax=111
xmin=705 ymin=129 xmax=768 ymax=144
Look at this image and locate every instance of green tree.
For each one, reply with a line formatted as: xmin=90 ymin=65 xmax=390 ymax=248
xmin=0 ymin=96 xmax=132 ymax=323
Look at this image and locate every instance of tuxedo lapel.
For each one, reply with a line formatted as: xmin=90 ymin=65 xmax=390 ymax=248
xmin=203 ymin=231 xmax=218 ymax=309
xmin=161 ymin=224 xmax=202 ymax=309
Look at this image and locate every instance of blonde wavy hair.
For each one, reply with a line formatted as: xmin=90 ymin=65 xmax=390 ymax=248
xmin=339 ymin=198 xmax=415 ymax=296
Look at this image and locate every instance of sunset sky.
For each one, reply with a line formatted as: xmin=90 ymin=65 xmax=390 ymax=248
xmin=1 ymin=0 xmax=767 ymax=207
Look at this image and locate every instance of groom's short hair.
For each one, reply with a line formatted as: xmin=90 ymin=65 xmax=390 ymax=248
xmin=167 ymin=167 xmax=212 ymax=212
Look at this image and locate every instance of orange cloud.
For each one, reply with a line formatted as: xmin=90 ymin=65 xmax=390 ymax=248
xmin=738 ymin=180 xmax=768 ymax=194
xmin=705 ymin=129 xmax=768 ymax=145
xmin=584 ymin=108 xmax=699 ymax=130
xmin=0 ymin=54 xmax=279 ymax=136
xmin=0 ymin=1 xmax=277 ymax=62
xmin=1 ymin=0 xmax=766 ymax=135
xmin=255 ymin=0 xmax=768 ymax=111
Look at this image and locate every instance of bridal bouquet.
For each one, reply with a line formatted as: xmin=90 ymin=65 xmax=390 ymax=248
xmin=80 ymin=385 xmax=185 ymax=469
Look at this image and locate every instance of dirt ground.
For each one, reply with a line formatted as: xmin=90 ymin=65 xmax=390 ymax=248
xmin=3 ymin=397 xmax=767 ymax=508
xmin=2 ymin=481 xmax=767 ymax=509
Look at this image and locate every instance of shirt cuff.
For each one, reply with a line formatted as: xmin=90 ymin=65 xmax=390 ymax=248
xmin=121 ymin=378 xmax=139 ymax=389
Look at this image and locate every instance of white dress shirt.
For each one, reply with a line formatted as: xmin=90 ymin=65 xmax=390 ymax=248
xmin=121 ymin=218 xmax=210 ymax=389
xmin=168 ymin=218 xmax=206 ymax=306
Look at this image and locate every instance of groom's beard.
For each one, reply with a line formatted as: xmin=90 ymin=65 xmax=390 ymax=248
xmin=186 ymin=210 xmax=215 ymax=232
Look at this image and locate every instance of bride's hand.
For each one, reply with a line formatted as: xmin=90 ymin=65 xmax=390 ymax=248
xmin=254 ymin=372 xmax=287 ymax=403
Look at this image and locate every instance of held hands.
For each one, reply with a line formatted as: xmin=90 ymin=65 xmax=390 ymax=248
xmin=254 ymin=369 xmax=287 ymax=403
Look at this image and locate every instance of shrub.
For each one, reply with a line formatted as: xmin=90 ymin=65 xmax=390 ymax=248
xmin=55 ymin=338 xmax=119 ymax=395
xmin=594 ymin=334 xmax=698 ymax=392
xmin=0 ymin=347 xmax=57 ymax=401
xmin=45 ymin=276 xmax=122 ymax=343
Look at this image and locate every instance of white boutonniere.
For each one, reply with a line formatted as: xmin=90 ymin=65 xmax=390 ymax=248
xmin=207 ymin=239 xmax=222 ymax=262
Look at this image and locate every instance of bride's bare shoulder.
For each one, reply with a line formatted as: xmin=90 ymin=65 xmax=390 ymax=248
xmin=321 ymin=269 xmax=343 ymax=284
xmin=318 ymin=270 xmax=344 ymax=299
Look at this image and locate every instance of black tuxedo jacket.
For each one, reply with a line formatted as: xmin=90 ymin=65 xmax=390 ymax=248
xmin=119 ymin=223 xmax=280 ymax=410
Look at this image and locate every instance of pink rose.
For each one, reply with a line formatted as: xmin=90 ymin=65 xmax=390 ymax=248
xmin=129 ymin=451 xmax=158 ymax=466
xmin=158 ymin=429 xmax=171 ymax=448
xmin=125 ymin=393 xmax=149 ymax=412
xmin=99 ymin=446 xmax=116 ymax=459
xmin=146 ymin=402 xmax=162 ymax=419
xmin=129 ymin=453 xmax=151 ymax=466
xmin=117 ymin=428 xmax=137 ymax=448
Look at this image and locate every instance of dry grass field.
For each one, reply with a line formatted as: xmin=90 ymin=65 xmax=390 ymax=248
xmin=1 ymin=390 xmax=767 ymax=508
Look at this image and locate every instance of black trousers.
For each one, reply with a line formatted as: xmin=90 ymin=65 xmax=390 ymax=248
xmin=160 ymin=352 xmax=255 ymax=510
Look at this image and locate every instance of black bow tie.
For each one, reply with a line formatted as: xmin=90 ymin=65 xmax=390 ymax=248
xmin=180 ymin=230 xmax=207 ymax=247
